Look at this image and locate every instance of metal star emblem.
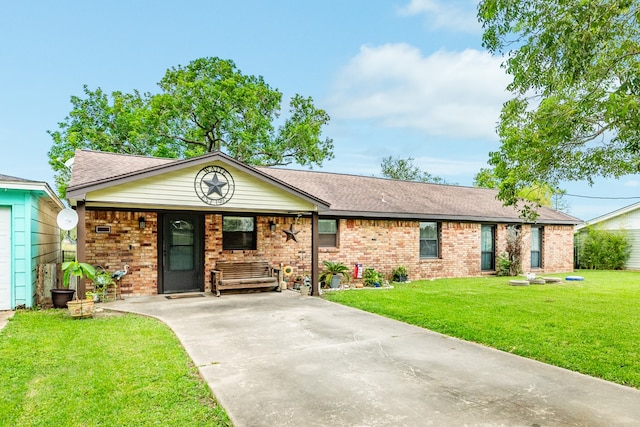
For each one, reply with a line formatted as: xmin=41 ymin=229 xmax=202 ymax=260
xmin=283 ymin=224 xmax=300 ymax=242
xmin=204 ymin=173 xmax=227 ymax=197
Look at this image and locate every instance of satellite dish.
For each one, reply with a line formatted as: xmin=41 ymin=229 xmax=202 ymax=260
xmin=57 ymin=208 xmax=78 ymax=231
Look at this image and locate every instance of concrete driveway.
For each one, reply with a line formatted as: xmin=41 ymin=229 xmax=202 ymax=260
xmin=106 ymin=291 xmax=640 ymax=426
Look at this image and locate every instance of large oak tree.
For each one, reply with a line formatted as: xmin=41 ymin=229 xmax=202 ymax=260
xmin=48 ymin=57 xmax=333 ymax=196
xmin=380 ymin=156 xmax=455 ymax=185
xmin=478 ymin=0 xmax=640 ymax=219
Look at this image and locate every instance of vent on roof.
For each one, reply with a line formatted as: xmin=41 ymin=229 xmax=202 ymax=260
xmin=95 ymin=225 xmax=111 ymax=234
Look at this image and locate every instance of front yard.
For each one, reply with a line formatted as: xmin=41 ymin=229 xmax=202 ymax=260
xmin=2 ymin=270 xmax=638 ymax=426
xmin=0 ymin=310 xmax=232 ymax=427
xmin=324 ymin=270 xmax=640 ymax=389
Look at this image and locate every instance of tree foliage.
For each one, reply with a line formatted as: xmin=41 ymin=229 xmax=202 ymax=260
xmin=477 ymin=0 xmax=640 ymax=219
xmin=577 ymin=227 xmax=631 ymax=270
xmin=473 ymin=167 xmax=500 ymax=189
xmin=473 ymin=167 xmax=572 ymax=211
xmin=380 ymin=156 xmax=455 ymax=184
xmin=48 ymin=57 xmax=333 ymax=196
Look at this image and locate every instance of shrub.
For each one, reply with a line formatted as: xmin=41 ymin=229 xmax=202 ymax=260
xmin=495 ymin=254 xmax=512 ymax=276
xmin=577 ymin=227 xmax=631 ymax=270
xmin=496 ymin=226 xmax=523 ymax=276
xmin=392 ymin=265 xmax=408 ymax=282
xmin=363 ymin=268 xmax=384 ymax=287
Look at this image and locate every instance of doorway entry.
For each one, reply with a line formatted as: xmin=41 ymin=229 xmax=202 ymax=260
xmin=481 ymin=224 xmax=496 ymax=271
xmin=160 ymin=213 xmax=204 ymax=293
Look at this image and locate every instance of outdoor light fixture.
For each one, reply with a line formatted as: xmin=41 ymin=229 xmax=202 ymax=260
xmin=269 ymin=221 xmax=276 ymax=232
xmin=139 ymin=217 xmax=146 ymax=229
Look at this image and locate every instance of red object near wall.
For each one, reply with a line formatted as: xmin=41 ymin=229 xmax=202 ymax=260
xmin=354 ymin=263 xmax=363 ymax=279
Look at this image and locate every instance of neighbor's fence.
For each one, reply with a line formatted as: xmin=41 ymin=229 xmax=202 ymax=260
xmin=574 ymin=234 xmax=581 ymax=268
xmin=62 ymin=250 xmax=76 ymax=262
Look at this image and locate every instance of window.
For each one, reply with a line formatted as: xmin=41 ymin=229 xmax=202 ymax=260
xmin=531 ymin=226 xmax=543 ymax=268
xmin=319 ymin=219 xmax=338 ymax=247
xmin=481 ymin=225 xmax=495 ymax=271
xmin=169 ymin=219 xmax=195 ymax=271
xmin=223 ymin=216 xmax=256 ymax=250
xmin=420 ymin=222 xmax=439 ymax=258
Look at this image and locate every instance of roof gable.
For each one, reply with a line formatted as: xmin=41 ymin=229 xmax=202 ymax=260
xmin=575 ymin=201 xmax=640 ymax=231
xmin=0 ymin=175 xmax=64 ymax=210
xmin=66 ymin=150 xmax=328 ymax=211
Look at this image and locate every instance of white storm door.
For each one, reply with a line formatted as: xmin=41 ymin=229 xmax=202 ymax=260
xmin=0 ymin=207 xmax=11 ymax=310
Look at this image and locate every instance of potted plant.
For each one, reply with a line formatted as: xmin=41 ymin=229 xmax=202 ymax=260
xmin=92 ymin=266 xmax=115 ymax=302
xmin=392 ymin=265 xmax=408 ymax=282
xmin=51 ymin=260 xmax=93 ymax=308
xmin=320 ymin=261 xmax=351 ymax=288
xmin=363 ymin=267 xmax=383 ymax=287
xmin=53 ymin=260 xmax=96 ymax=316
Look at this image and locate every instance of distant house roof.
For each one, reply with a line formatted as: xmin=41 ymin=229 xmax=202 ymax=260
xmin=0 ymin=174 xmax=64 ymax=210
xmin=0 ymin=174 xmax=37 ymax=182
xmin=575 ymin=201 xmax=640 ymax=231
xmin=67 ymin=150 xmax=581 ymax=225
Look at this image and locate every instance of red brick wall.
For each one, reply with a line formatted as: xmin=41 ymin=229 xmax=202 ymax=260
xmin=83 ymin=210 xmax=575 ymax=296
xmin=204 ymin=215 xmax=315 ymax=287
xmin=84 ymin=210 xmax=158 ymax=296
xmin=540 ymin=225 xmax=575 ymax=272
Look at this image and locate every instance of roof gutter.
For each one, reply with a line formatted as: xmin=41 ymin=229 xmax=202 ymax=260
xmin=319 ymin=209 xmax=583 ymax=225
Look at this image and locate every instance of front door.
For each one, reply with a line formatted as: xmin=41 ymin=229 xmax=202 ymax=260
xmin=161 ymin=213 xmax=204 ymax=293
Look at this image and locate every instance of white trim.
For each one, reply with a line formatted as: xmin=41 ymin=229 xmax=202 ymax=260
xmin=0 ymin=180 xmax=64 ymax=210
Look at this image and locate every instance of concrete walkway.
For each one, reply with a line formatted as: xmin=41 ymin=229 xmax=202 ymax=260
xmin=105 ymin=291 xmax=640 ymax=426
xmin=0 ymin=310 xmax=14 ymax=331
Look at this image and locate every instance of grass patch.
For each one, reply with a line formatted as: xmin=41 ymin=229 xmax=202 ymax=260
xmin=0 ymin=310 xmax=232 ymax=427
xmin=324 ymin=270 xmax=640 ymax=389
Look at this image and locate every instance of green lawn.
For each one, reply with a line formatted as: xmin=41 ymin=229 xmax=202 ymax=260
xmin=0 ymin=310 xmax=232 ymax=427
xmin=324 ymin=270 xmax=640 ymax=389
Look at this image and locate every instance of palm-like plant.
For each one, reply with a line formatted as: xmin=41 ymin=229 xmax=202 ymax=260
xmin=320 ymin=261 xmax=351 ymax=287
xmin=61 ymin=261 xmax=96 ymax=288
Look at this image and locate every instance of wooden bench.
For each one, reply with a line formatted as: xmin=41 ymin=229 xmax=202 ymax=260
xmin=211 ymin=261 xmax=280 ymax=297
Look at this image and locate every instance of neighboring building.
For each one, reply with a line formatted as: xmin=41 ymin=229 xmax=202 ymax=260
xmin=65 ymin=150 xmax=580 ymax=297
xmin=575 ymin=202 xmax=640 ymax=269
xmin=0 ymin=175 xmax=64 ymax=310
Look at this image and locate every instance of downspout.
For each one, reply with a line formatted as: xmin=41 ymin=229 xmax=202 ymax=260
xmin=75 ymin=201 xmax=86 ymax=298
xmin=311 ymin=211 xmax=319 ymax=296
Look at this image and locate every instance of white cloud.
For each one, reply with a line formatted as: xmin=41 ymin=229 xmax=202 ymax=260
xmin=397 ymin=0 xmax=481 ymax=33
xmin=328 ymin=43 xmax=510 ymax=140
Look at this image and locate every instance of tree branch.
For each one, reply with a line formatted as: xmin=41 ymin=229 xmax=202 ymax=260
xmin=159 ymin=132 xmax=207 ymax=147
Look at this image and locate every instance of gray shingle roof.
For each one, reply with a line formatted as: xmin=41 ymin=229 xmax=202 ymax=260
xmin=68 ymin=150 xmax=581 ymax=224
xmin=0 ymin=174 xmax=39 ymax=183
xmin=259 ymin=167 xmax=579 ymax=223
xmin=68 ymin=150 xmax=173 ymax=189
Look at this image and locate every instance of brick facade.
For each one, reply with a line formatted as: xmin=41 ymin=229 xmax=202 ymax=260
xmin=85 ymin=210 xmax=158 ymax=296
xmin=84 ymin=209 xmax=575 ymax=296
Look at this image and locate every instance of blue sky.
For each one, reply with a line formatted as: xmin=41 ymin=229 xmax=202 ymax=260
xmin=1 ymin=0 xmax=638 ymax=221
